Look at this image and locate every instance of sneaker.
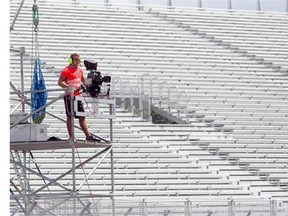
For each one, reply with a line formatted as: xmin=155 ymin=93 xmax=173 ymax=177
xmin=86 ymin=135 xmax=101 ymax=142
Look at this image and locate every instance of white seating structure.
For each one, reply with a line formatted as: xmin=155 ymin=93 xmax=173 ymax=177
xmin=148 ymin=7 xmax=288 ymax=70
xmin=10 ymin=0 xmax=288 ymax=214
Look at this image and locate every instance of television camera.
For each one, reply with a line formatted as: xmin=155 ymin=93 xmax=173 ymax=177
xmin=83 ymin=60 xmax=111 ymax=97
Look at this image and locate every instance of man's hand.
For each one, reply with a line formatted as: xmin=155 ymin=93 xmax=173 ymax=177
xmin=66 ymin=85 xmax=74 ymax=95
xmin=80 ymin=84 xmax=87 ymax=92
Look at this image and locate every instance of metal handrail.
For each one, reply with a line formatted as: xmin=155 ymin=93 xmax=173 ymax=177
xmin=130 ymin=85 xmax=142 ymax=117
xmin=125 ymin=81 xmax=133 ymax=112
xmin=10 ymin=92 xmax=66 ymax=129
xmin=114 ymin=75 xmax=124 ymax=108
xmin=177 ymin=90 xmax=189 ymax=121
xmin=150 ymin=76 xmax=161 ymax=103
xmin=115 ymin=73 xmax=189 ymax=122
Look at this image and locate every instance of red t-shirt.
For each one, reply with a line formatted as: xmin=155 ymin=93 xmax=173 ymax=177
xmin=60 ymin=66 xmax=83 ymax=96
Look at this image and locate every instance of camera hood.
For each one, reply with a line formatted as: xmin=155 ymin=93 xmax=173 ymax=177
xmin=84 ymin=60 xmax=98 ymax=71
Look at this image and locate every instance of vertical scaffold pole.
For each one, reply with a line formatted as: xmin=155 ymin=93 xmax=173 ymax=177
xmin=67 ymin=86 xmax=77 ymax=215
xmin=110 ymin=100 xmax=115 ymax=216
xmin=20 ymin=47 xmax=25 ymax=113
xmin=23 ymin=151 xmax=28 ymax=212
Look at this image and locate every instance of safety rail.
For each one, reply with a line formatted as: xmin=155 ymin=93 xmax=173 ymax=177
xmin=114 ymin=73 xmax=191 ymax=123
xmin=19 ymin=197 xmax=288 ymax=216
xmin=142 ymin=73 xmax=191 ymax=123
xmin=113 ymin=80 xmax=149 ymax=119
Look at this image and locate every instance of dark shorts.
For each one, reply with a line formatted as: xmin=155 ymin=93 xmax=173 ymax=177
xmin=64 ymin=95 xmax=85 ymax=118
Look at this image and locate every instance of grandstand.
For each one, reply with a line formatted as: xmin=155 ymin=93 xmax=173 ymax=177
xmin=10 ymin=0 xmax=288 ymax=215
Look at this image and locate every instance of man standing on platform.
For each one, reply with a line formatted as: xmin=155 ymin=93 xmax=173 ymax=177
xmin=58 ymin=53 xmax=100 ymax=142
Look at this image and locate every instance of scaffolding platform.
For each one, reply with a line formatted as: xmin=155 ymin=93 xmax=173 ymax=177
xmin=10 ymin=44 xmax=117 ymax=214
xmin=10 ymin=139 xmax=112 ymax=151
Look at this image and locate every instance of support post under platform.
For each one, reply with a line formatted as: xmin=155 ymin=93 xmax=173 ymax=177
xmin=10 ymin=89 xmax=116 ymax=215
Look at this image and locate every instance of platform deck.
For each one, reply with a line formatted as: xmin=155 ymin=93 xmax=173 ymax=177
xmin=10 ymin=140 xmax=111 ymax=151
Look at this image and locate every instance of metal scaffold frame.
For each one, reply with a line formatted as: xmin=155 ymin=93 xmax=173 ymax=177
xmin=10 ymin=46 xmax=116 ymax=216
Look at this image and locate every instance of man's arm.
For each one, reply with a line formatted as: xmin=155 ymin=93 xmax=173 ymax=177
xmin=58 ymin=76 xmax=68 ymax=88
